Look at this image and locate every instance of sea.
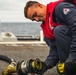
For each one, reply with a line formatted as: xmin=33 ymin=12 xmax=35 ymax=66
xmin=0 ymin=22 xmax=42 ymax=36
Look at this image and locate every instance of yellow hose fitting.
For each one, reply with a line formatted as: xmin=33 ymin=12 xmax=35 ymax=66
xmin=2 ymin=62 xmax=16 ymax=75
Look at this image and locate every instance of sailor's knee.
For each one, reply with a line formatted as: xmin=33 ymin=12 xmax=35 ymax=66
xmin=54 ymin=25 xmax=68 ymax=37
xmin=54 ymin=26 xmax=63 ymax=35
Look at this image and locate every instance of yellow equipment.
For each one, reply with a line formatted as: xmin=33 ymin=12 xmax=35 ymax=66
xmin=2 ymin=62 xmax=17 ymax=75
xmin=31 ymin=58 xmax=42 ymax=71
xmin=57 ymin=62 xmax=65 ymax=74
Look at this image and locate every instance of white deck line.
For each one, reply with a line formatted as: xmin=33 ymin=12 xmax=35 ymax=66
xmin=0 ymin=41 xmax=46 ymax=44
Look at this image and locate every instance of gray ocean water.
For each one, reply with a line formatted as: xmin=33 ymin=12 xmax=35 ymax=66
xmin=0 ymin=22 xmax=41 ymax=36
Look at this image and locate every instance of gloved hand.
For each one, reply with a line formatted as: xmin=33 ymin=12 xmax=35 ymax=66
xmin=57 ymin=60 xmax=76 ymax=74
xmin=57 ymin=62 xmax=65 ymax=74
xmin=16 ymin=58 xmax=47 ymax=75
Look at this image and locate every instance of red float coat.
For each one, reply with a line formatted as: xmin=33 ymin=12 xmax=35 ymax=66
xmin=41 ymin=1 xmax=63 ymax=39
xmin=74 ymin=0 xmax=76 ymax=4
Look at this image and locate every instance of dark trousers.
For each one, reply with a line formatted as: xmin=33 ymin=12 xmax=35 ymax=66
xmin=54 ymin=25 xmax=72 ymax=62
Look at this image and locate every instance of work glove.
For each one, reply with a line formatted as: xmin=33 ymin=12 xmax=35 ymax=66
xmin=57 ymin=62 xmax=65 ymax=74
xmin=16 ymin=58 xmax=47 ymax=75
xmin=57 ymin=59 xmax=76 ymax=75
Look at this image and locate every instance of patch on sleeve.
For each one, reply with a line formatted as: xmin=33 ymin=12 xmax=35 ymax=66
xmin=63 ymin=8 xmax=70 ymax=15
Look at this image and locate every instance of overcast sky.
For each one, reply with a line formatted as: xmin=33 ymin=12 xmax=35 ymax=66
xmin=0 ymin=0 xmax=58 ymax=22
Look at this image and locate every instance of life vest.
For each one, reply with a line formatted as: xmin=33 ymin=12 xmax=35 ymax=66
xmin=41 ymin=1 xmax=63 ymax=39
xmin=74 ymin=0 xmax=76 ymax=4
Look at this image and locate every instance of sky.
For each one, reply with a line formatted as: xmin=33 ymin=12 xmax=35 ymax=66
xmin=0 ymin=0 xmax=58 ymax=22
